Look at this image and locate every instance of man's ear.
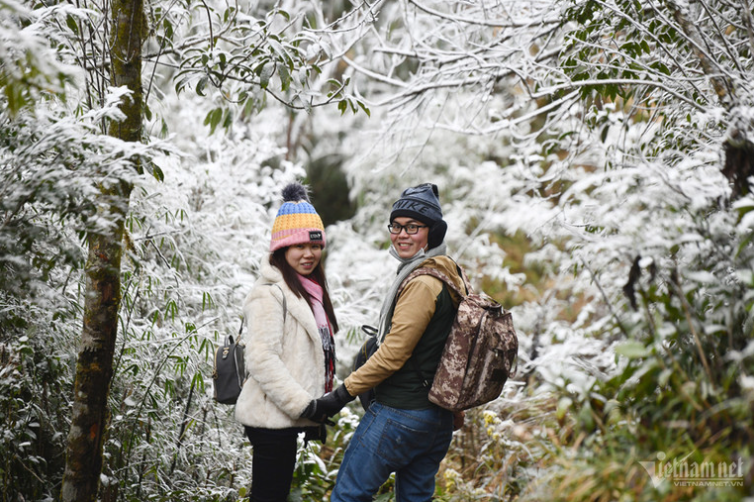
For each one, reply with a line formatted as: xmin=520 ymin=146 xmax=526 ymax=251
xmin=428 ymin=220 xmax=447 ymax=249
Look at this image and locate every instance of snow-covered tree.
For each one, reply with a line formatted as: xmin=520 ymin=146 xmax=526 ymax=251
xmin=2 ymin=0 xmax=365 ymax=498
xmin=314 ymin=0 xmax=754 ymax=498
xmin=4 ymin=0 xmax=754 ymax=499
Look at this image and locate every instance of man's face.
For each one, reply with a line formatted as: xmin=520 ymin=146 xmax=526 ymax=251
xmin=389 ymin=217 xmax=429 ymax=259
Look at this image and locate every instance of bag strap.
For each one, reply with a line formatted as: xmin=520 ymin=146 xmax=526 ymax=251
xmin=265 ymin=282 xmax=288 ymax=320
xmin=234 ymin=317 xmax=244 ymax=340
xmin=237 ymin=283 xmax=288 ymax=342
xmin=397 ymin=262 xmax=471 ymax=300
xmin=395 ymin=260 xmax=471 ymax=389
xmin=361 ymin=325 xmax=378 ymax=338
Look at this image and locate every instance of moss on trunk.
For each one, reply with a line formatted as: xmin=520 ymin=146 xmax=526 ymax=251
xmin=61 ymin=0 xmax=145 ymax=500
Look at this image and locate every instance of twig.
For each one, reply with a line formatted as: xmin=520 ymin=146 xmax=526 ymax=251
xmin=580 ymin=258 xmax=631 ymax=340
xmin=170 ymin=375 xmax=196 ymax=475
xmin=670 ymin=270 xmax=715 ymax=384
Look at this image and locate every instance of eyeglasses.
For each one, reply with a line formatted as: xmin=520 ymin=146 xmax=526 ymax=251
xmin=387 ymin=223 xmax=428 ymax=235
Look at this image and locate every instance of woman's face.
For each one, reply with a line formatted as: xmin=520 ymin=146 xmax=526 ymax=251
xmin=390 ymin=217 xmax=429 ymax=259
xmin=285 ymin=243 xmax=322 ymax=276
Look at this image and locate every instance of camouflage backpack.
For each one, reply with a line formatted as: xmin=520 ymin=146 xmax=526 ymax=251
xmin=398 ymin=264 xmax=518 ymax=412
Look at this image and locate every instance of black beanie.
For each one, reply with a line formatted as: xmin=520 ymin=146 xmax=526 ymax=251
xmin=390 ymin=183 xmax=447 ymax=249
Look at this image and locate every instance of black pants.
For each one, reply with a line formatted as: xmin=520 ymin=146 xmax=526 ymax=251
xmin=244 ymin=427 xmax=299 ymax=502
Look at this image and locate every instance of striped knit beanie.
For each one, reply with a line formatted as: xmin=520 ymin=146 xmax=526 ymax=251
xmin=270 ymin=182 xmax=326 ymax=252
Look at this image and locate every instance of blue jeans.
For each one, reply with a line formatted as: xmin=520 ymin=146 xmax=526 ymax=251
xmin=330 ymin=402 xmax=454 ymax=502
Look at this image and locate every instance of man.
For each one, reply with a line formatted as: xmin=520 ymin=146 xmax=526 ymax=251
xmin=303 ymin=183 xmax=465 ymax=501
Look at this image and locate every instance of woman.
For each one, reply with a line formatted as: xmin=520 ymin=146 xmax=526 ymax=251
xmin=234 ymin=182 xmax=338 ymax=502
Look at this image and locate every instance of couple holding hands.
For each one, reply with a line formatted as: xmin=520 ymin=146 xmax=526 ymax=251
xmin=234 ymin=181 xmax=465 ymax=501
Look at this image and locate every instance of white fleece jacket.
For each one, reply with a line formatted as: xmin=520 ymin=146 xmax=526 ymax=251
xmin=234 ymin=257 xmax=326 ymax=429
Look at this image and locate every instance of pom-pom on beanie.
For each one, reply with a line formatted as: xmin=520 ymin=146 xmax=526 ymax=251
xmin=390 ymin=183 xmax=447 ymax=249
xmin=270 ymin=182 xmax=326 ymax=252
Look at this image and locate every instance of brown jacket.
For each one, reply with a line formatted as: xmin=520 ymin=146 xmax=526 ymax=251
xmin=344 ymin=255 xmax=463 ymax=397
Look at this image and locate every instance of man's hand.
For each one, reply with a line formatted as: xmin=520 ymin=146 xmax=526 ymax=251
xmin=300 ymin=384 xmax=355 ymax=423
xmin=317 ymin=384 xmax=355 ymax=416
xmin=300 ymin=399 xmax=327 ymax=423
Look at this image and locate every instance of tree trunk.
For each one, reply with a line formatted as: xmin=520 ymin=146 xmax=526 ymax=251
xmin=666 ymin=0 xmax=754 ymax=198
xmin=723 ymin=139 xmax=754 ymax=199
xmin=60 ymin=0 xmax=144 ymax=499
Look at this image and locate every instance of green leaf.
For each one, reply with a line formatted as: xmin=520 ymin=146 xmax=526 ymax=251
xmin=149 ymin=163 xmax=165 ymax=182
xmin=65 ymin=14 xmax=79 ymax=35
xmin=658 ymin=368 xmax=672 ymax=387
xmin=204 ymin=108 xmax=223 ymax=134
xmin=259 ymin=63 xmax=274 ymax=89
xmin=243 ymin=96 xmax=256 ymax=116
xmin=192 ymin=372 xmax=205 ymax=391
xmin=222 ymin=108 xmax=233 ymax=129
xmin=163 ymin=19 xmax=173 ymax=38
xmin=268 ymin=38 xmax=292 ymax=69
xmin=557 ymin=397 xmax=573 ymax=421
xmin=196 ymin=76 xmax=208 ymax=97
xmin=614 ymin=341 xmax=650 ymax=359
xmin=4 ymin=80 xmax=28 ymax=116
xmin=357 ymin=100 xmax=371 ymax=117
xmin=208 ymin=108 xmax=223 ymax=134
xmin=577 ymin=402 xmax=595 ymax=432
xmin=278 ymin=64 xmax=291 ymax=91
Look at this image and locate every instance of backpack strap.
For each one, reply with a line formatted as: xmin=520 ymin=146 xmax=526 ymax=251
xmin=397 ymin=263 xmax=471 ymax=300
xmin=395 ymin=262 xmax=470 ymax=389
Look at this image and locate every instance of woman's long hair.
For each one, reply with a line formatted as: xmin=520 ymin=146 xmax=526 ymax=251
xmin=270 ymin=248 xmax=339 ymax=333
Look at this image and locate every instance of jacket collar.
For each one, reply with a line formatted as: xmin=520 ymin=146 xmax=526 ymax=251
xmin=259 ymin=256 xmax=321 ymax=343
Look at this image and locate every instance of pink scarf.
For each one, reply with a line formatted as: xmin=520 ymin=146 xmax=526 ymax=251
xmin=299 ymin=275 xmax=336 ymax=392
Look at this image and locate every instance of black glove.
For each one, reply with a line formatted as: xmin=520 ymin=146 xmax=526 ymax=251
xmin=318 ymin=384 xmax=356 ymax=417
xmin=300 ymin=384 xmax=355 ymax=423
xmin=300 ymin=399 xmax=329 ymax=423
